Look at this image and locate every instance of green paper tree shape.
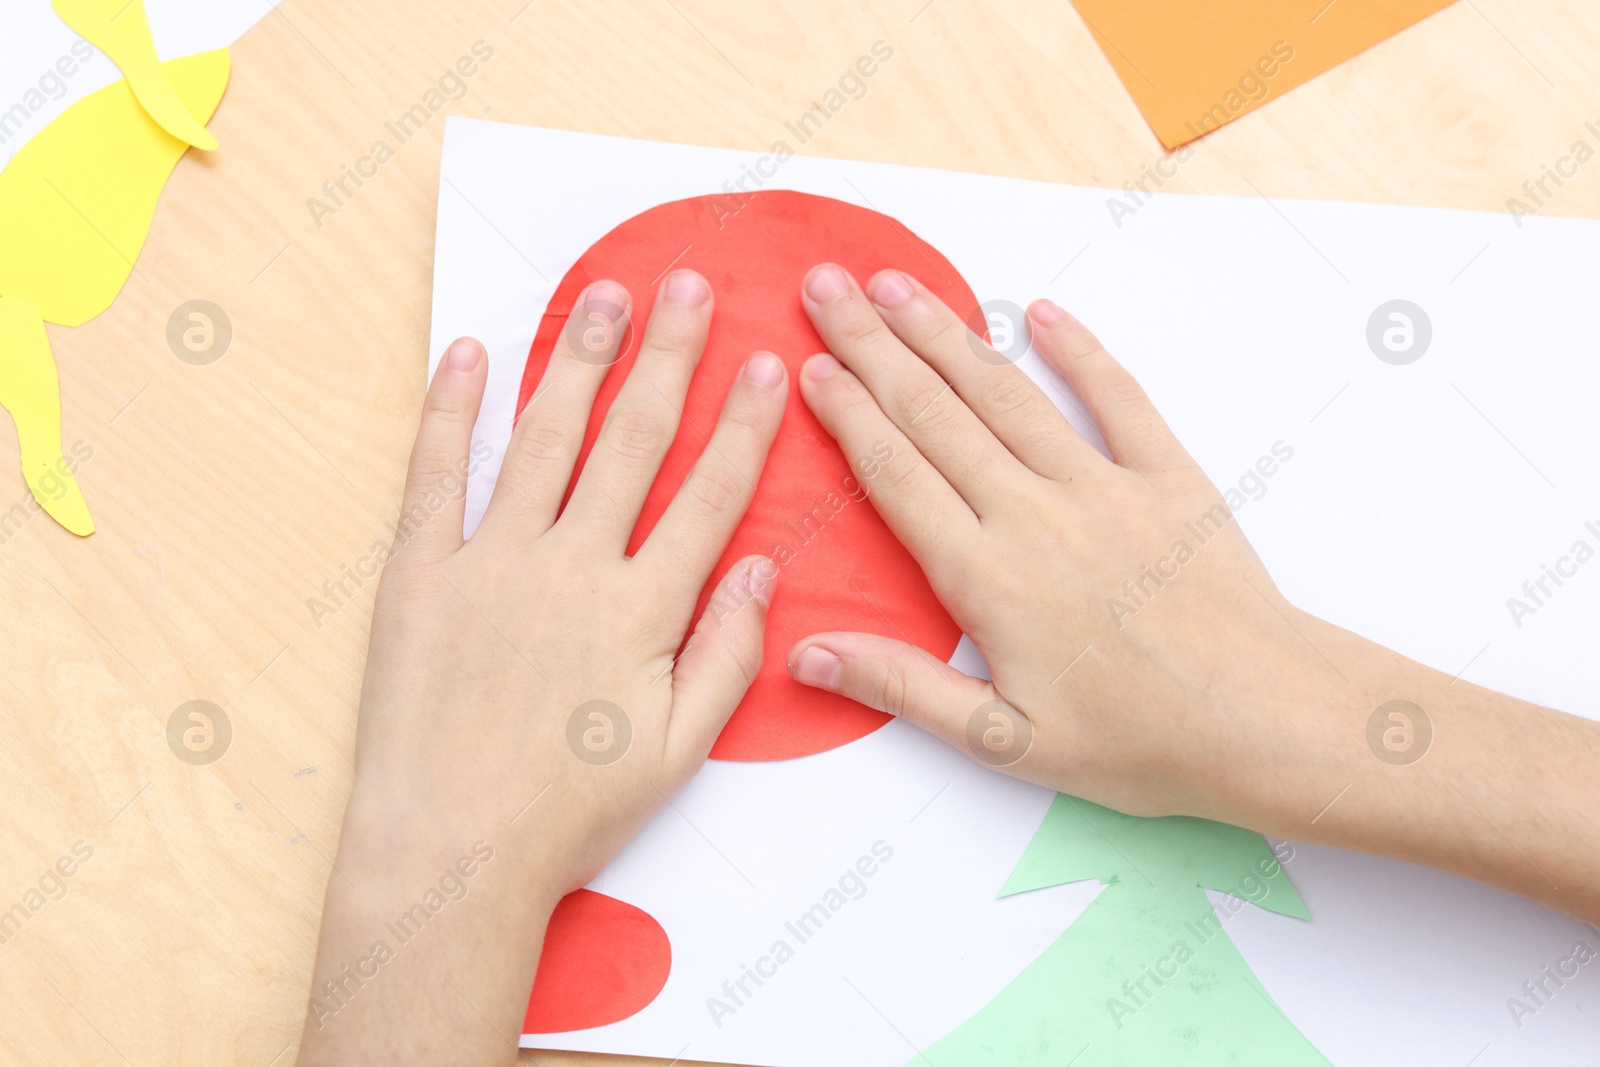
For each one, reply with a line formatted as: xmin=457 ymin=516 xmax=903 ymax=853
xmin=917 ymin=794 xmax=1330 ymax=1066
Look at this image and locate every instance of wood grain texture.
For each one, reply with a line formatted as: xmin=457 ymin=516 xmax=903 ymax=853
xmin=2 ymin=1 xmax=1596 ymax=1063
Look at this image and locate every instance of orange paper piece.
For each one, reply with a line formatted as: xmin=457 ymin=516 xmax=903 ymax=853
xmin=1072 ymin=0 xmax=1457 ymax=148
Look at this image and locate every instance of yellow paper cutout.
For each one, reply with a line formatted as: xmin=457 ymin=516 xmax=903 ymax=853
xmin=0 ymin=48 xmax=229 ymax=536
xmin=54 ymin=0 xmax=219 ymax=151
xmin=0 ymin=297 xmax=94 ymax=536
xmin=0 ymin=49 xmax=230 ymax=327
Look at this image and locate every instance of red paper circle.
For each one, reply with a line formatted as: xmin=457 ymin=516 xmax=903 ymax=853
xmin=518 ymin=190 xmax=974 ymax=762
xmin=523 ymin=889 xmax=673 ymax=1034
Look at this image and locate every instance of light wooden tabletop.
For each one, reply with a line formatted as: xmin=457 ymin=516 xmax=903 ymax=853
xmin=4 ymin=1 xmax=1597 ymax=1063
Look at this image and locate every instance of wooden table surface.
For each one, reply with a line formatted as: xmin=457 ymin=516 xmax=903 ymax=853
xmin=4 ymin=1 xmax=1598 ymax=1063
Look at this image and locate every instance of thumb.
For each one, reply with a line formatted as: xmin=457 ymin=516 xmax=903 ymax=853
xmin=787 ymin=634 xmax=1024 ymax=766
xmin=668 ymin=556 xmax=777 ymax=762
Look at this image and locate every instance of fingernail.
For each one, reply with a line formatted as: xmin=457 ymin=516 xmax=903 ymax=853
xmin=793 ymin=647 xmax=841 ymax=690
xmin=804 ymin=353 xmax=842 ymax=381
xmin=1029 ymin=299 xmax=1068 ymax=326
xmin=743 ymin=351 xmax=784 ymax=388
xmin=447 ymin=337 xmax=482 ymax=371
xmin=746 ymin=557 xmax=777 ymax=607
xmin=663 ymin=270 xmax=709 ymax=307
xmin=806 ymin=264 xmax=850 ymax=304
xmin=867 ymin=270 xmax=914 ymax=309
xmin=583 ymin=280 xmax=629 ymax=319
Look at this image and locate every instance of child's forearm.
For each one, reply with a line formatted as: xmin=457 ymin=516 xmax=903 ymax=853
xmin=1242 ymin=612 xmax=1600 ymax=923
xmin=297 ymin=816 xmax=557 ymax=1065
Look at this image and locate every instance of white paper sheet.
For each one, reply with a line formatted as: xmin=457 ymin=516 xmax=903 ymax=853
xmin=428 ymin=118 xmax=1600 ymax=1067
xmin=0 ymin=0 xmax=271 ymax=169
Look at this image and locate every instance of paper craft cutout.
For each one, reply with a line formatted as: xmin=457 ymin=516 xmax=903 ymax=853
xmin=919 ymin=794 xmax=1327 ymax=1065
xmin=434 ymin=119 xmax=1600 ymax=1067
xmin=0 ymin=297 xmax=93 ymax=535
xmin=0 ymin=50 xmax=229 ymax=326
xmin=523 ymin=889 xmax=672 ymax=1034
xmin=0 ymin=48 xmax=229 ymax=535
xmin=1071 ymin=0 xmax=1456 ymax=148
xmin=53 ymin=0 xmax=220 ymax=151
xmin=519 ymin=191 xmax=975 ymax=1036
xmin=518 ymin=190 xmax=971 ymax=762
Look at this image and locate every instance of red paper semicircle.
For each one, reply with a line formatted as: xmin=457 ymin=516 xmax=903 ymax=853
xmin=523 ymin=889 xmax=673 ymax=1034
xmin=518 ymin=190 xmax=974 ymax=762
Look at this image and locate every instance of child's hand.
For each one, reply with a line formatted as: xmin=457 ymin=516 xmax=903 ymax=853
xmin=349 ymin=270 xmax=786 ymax=891
xmin=786 ymin=264 xmax=1336 ymax=825
xmin=301 ymin=271 xmax=785 ymax=1063
xmin=787 ymin=261 xmax=1600 ymax=929
xmin=786 ymin=263 xmax=1600 ymax=926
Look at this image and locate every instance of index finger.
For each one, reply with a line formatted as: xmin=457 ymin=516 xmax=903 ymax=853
xmin=796 ymin=352 xmax=978 ymax=572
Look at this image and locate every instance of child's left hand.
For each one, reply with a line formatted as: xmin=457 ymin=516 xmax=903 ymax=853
xmin=300 ymin=270 xmax=786 ymax=1064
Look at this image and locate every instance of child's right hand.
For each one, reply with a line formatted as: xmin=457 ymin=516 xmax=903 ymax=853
xmin=783 ymin=262 xmax=1328 ymax=826
xmin=783 ymin=262 xmax=1600 ymax=930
